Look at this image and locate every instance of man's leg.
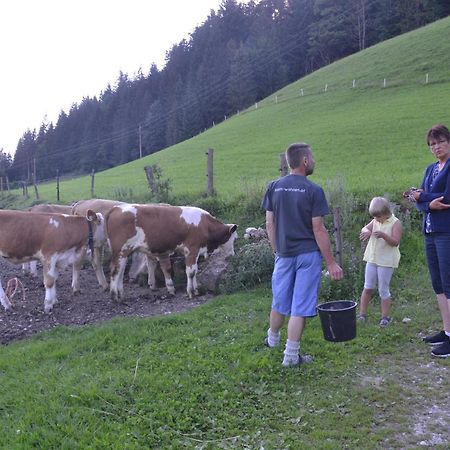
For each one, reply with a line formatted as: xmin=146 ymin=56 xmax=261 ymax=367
xmin=266 ymin=309 xmax=285 ymax=347
xmin=282 ymin=252 xmax=321 ymax=366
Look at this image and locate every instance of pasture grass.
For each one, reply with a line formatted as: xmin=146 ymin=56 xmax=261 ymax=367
xmin=0 ymin=268 xmax=448 ymax=449
xmin=14 ymin=16 xmax=450 ymax=206
xmin=2 ymin=16 xmax=450 ymax=449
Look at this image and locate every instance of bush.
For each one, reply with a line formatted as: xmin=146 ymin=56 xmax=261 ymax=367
xmin=219 ymin=238 xmax=274 ymax=293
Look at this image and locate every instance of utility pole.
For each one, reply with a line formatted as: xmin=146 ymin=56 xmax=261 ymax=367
xmin=139 ymin=124 xmax=142 ymax=158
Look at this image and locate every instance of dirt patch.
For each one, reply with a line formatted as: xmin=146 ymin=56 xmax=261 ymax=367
xmin=0 ymin=258 xmax=215 ymax=345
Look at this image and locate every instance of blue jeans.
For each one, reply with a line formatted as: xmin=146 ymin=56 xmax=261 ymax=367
xmin=425 ymin=233 xmax=450 ymax=298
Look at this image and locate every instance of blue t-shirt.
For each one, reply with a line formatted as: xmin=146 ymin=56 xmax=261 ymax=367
xmin=261 ymin=174 xmax=330 ymax=257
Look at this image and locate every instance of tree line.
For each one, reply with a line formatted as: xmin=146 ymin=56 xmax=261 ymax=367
xmin=3 ymin=0 xmax=450 ymax=186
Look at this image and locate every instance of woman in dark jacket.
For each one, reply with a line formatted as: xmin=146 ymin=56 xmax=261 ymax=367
xmin=409 ymin=124 xmax=450 ymax=358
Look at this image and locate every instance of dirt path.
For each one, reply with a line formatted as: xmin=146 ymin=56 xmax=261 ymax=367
xmin=0 ymin=258 xmax=214 ymax=345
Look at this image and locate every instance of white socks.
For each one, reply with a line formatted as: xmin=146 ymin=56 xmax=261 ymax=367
xmin=282 ymin=339 xmax=299 ymax=367
xmin=267 ymin=328 xmax=280 ymax=347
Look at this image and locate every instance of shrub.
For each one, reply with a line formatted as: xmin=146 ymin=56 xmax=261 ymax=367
xmin=219 ymin=238 xmax=274 ymax=293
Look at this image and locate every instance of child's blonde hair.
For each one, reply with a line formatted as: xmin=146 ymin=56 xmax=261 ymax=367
xmin=368 ymin=197 xmax=392 ymax=217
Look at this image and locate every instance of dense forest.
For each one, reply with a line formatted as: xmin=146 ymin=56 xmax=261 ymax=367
xmin=2 ymin=0 xmax=450 ymax=185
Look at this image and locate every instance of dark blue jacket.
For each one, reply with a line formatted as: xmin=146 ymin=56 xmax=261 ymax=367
xmin=416 ymin=159 xmax=450 ymax=233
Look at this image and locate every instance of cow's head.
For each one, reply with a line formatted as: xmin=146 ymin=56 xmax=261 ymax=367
xmin=86 ymin=210 xmax=107 ymax=245
xmin=214 ymin=224 xmax=238 ymax=257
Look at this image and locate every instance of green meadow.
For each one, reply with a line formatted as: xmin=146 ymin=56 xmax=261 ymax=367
xmin=20 ymin=17 xmax=450 ymax=204
xmin=1 ymin=17 xmax=450 ymax=449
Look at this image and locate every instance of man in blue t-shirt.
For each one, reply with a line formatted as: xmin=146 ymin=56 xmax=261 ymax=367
xmin=261 ymin=142 xmax=344 ymax=367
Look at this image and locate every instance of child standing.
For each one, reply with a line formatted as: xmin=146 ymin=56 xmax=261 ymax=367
xmin=358 ymin=197 xmax=403 ymax=327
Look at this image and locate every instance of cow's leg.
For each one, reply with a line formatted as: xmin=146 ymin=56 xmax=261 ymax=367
xmin=71 ymin=256 xmax=84 ymax=294
xmin=145 ymin=255 xmax=157 ymax=290
xmin=0 ymin=278 xmax=12 ymax=310
xmin=92 ymin=246 xmax=108 ymax=291
xmin=129 ymin=252 xmax=147 ymax=282
xmin=185 ymin=252 xmax=200 ymax=298
xmin=110 ymin=254 xmax=128 ymax=301
xmin=29 ymin=260 xmax=38 ymax=277
xmin=21 ymin=261 xmax=38 ymax=277
xmin=157 ymin=254 xmax=175 ymax=296
xmin=42 ymin=258 xmax=58 ymax=313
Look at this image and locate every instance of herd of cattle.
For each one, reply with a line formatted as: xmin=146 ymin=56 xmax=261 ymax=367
xmin=0 ymin=199 xmax=238 ymax=313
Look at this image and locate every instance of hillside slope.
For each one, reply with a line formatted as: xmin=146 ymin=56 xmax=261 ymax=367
xmin=30 ymin=17 xmax=450 ymax=203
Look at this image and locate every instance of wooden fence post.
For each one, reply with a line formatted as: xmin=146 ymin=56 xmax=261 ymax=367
xmin=144 ymin=166 xmax=157 ymax=195
xmin=56 ymin=169 xmax=60 ymax=202
xmin=22 ymin=182 xmax=29 ymax=199
xmin=279 ymin=153 xmax=289 ymax=176
xmin=90 ymin=169 xmax=95 ymax=197
xmin=333 ymin=206 xmax=343 ymax=268
xmin=206 ymin=148 xmax=214 ymax=196
xmin=31 ymin=157 xmax=40 ymax=200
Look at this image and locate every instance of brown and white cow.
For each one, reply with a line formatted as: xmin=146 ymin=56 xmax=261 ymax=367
xmin=22 ymin=204 xmax=75 ymax=276
xmin=71 ymin=198 xmax=169 ymax=285
xmin=71 ymin=199 xmax=126 ymax=290
xmin=28 ymin=203 xmax=73 ymax=214
xmin=106 ymin=204 xmax=238 ymax=300
xmin=0 ymin=209 xmax=105 ymax=312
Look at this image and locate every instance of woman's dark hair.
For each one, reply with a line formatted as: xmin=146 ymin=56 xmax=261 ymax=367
xmin=426 ymin=124 xmax=450 ymax=145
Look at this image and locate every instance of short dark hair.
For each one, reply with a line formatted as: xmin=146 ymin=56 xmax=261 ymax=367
xmin=426 ymin=124 xmax=450 ymax=145
xmin=285 ymin=143 xmax=311 ymax=169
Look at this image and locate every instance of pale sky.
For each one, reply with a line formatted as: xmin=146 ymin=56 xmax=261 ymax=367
xmin=0 ymin=0 xmax=231 ymax=156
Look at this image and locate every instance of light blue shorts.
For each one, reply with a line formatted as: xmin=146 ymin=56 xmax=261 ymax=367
xmin=271 ymin=251 xmax=322 ymax=317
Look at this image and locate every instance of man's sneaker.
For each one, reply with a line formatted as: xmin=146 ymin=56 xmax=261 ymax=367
xmin=379 ymin=317 xmax=392 ymax=327
xmin=423 ymin=330 xmax=450 ymax=346
xmin=282 ymin=354 xmax=314 ymax=367
xmin=264 ymin=337 xmax=279 ymax=348
xmin=357 ymin=314 xmax=367 ymax=323
xmin=431 ymin=340 xmax=450 ymax=358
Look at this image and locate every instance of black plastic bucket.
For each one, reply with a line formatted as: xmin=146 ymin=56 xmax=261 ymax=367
xmin=317 ymin=300 xmax=357 ymax=342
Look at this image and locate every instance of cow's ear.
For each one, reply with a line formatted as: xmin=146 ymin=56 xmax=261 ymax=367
xmin=229 ymin=224 xmax=238 ymax=233
xmin=86 ymin=209 xmax=96 ymax=222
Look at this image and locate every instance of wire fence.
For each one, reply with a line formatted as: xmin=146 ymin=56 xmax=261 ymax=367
xmin=4 ymin=68 xmax=450 ymax=199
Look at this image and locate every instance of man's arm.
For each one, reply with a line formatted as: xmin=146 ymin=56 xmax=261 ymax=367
xmin=312 ymin=216 xmax=343 ymax=280
xmin=265 ymin=211 xmax=276 ymax=253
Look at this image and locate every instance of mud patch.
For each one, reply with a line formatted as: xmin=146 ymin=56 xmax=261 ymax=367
xmin=0 ymin=258 xmax=215 ymax=345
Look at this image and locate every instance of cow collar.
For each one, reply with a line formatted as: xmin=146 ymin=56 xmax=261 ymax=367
xmin=87 ymin=219 xmax=94 ymax=255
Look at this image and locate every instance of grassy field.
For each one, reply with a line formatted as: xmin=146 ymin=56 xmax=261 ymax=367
xmin=1 ymin=273 xmax=449 ymax=449
xmin=1 ymin=16 xmax=450 ymax=449
xmin=14 ymin=17 xmax=450 ymax=205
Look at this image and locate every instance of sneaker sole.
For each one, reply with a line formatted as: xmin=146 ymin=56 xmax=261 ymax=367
xmin=426 ymin=341 xmax=448 ymax=346
xmin=431 ymin=351 xmax=450 ymax=358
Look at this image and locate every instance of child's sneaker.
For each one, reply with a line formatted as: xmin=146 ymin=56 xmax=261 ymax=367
xmin=379 ymin=317 xmax=392 ymax=327
xmin=357 ymin=314 xmax=367 ymax=323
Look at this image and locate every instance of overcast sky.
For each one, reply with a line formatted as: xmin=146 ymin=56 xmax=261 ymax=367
xmin=0 ymin=0 xmax=233 ymax=156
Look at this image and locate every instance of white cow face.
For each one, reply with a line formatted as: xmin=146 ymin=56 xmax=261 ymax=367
xmin=217 ymin=225 xmax=238 ymax=257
